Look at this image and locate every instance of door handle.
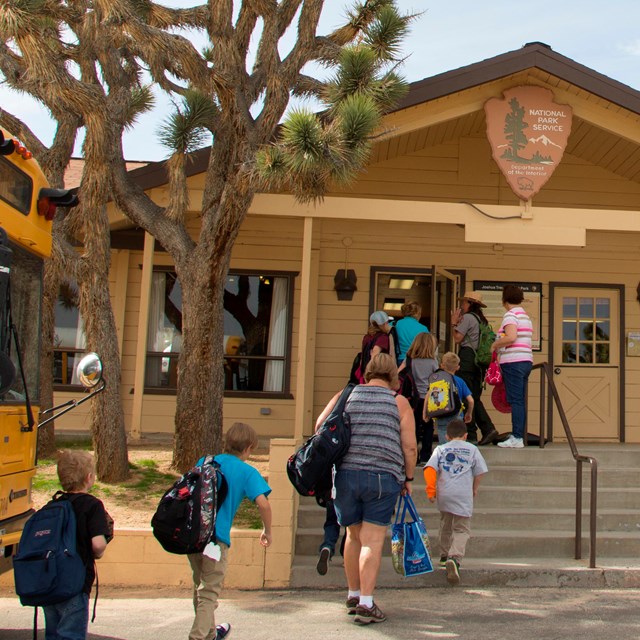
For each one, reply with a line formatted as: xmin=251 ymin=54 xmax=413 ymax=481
xmin=554 ymin=367 xmax=561 ymax=375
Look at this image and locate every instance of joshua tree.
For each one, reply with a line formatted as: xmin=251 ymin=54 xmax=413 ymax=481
xmin=2 ymin=0 xmax=414 ymax=472
xmin=110 ymin=0 xmax=414 ymax=470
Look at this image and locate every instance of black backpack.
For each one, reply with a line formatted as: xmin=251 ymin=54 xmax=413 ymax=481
xmin=287 ymin=384 xmax=355 ymax=499
xmin=389 ymin=326 xmax=401 ymax=365
xmin=152 ymin=455 xmax=228 ymax=555
xmin=398 ymin=356 xmax=420 ymax=409
xmin=348 ymin=351 xmax=362 ymax=385
xmin=14 ymin=493 xmax=86 ymax=607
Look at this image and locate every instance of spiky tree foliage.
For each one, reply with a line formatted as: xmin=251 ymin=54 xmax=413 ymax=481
xmin=2 ymin=0 xmax=414 ymax=472
xmin=0 ymin=1 xmax=156 ymax=479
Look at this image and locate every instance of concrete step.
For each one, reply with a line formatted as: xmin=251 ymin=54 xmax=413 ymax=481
xmin=300 ymin=485 xmax=640 ymax=513
xmin=295 ymin=528 xmax=639 ymax=557
xmin=296 ymin=504 xmax=640 ymax=532
xmin=480 ymin=466 xmax=640 ymax=488
xmin=478 ymin=443 xmax=640 ymax=467
xmin=290 ymin=556 xmax=640 ymax=589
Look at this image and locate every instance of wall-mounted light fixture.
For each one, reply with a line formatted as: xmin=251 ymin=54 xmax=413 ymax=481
xmin=334 ymin=237 xmax=357 ymax=301
xmin=334 ymin=269 xmax=357 ymax=301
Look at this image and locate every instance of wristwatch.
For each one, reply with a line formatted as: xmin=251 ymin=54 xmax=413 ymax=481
xmin=405 ymin=477 xmax=414 ymax=482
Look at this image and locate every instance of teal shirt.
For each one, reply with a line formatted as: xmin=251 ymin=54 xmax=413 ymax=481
xmin=395 ymin=316 xmax=429 ymax=363
xmin=213 ymin=453 xmax=271 ymax=547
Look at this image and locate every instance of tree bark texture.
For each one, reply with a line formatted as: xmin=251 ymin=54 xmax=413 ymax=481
xmin=37 ymin=260 xmax=62 ymax=459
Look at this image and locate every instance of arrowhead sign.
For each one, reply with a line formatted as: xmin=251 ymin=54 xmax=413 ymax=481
xmin=485 ymin=86 xmax=572 ymax=201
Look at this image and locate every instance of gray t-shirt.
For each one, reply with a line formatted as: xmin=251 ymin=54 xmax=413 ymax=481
xmin=427 ymin=440 xmax=488 ymax=517
xmin=408 ymin=357 xmax=439 ymax=398
xmin=456 ymin=313 xmax=480 ymax=350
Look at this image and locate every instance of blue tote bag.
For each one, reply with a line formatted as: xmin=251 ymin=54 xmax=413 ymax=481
xmin=391 ymin=494 xmax=434 ymax=577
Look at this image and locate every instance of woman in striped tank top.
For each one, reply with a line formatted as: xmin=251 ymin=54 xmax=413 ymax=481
xmin=314 ymin=353 xmax=416 ymax=624
xmin=491 ymin=285 xmax=534 ymax=449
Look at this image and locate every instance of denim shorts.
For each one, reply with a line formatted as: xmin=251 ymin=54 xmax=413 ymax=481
xmin=334 ymin=469 xmax=403 ymax=527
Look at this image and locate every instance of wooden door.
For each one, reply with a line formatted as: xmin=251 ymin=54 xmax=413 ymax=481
xmin=552 ymin=287 xmax=620 ymax=440
xmin=431 ymin=267 xmax=460 ymax=354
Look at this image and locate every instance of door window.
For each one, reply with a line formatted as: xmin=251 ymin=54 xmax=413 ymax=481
xmin=561 ymin=296 xmax=610 ymax=364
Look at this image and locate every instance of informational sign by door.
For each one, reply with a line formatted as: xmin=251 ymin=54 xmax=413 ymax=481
xmin=474 ymin=281 xmax=542 ymax=351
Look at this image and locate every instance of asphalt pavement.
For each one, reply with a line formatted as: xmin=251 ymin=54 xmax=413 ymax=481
xmin=2 ymin=586 xmax=640 ymax=639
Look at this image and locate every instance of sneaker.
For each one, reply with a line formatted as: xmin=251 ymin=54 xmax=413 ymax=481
xmin=346 ymin=596 xmax=359 ymax=615
xmin=439 ymin=556 xmax=447 ymax=568
xmin=497 ymin=435 xmax=525 ymax=449
xmin=478 ymin=428 xmax=499 ymax=446
xmin=354 ymin=602 xmax=386 ymax=624
xmin=445 ymin=558 xmax=460 ymax=585
xmin=215 ymin=623 xmax=231 ymax=640
xmin=316 ymin=547 xmax=331 ymax=575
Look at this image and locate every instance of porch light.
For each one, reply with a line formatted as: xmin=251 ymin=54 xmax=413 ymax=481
xmin=334 ymin=269 xmax=357 ymax=301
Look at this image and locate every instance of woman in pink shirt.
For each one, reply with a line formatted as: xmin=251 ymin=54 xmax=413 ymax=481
xmin=491 ymin=285 xmax=533 ymax=449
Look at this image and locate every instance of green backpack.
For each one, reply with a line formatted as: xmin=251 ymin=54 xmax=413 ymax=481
xmin=470 ymin=313 xmax=496 ymax=366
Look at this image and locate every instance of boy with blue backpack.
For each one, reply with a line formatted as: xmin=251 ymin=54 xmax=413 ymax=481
xmin=187 ymin=422 xmax=272 ymax=640
xmin=15 ymin=449 xmax=113 ymax=640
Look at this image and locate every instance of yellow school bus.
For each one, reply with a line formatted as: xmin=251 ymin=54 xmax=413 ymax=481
xmin=0 ymin=129 xmax=103 ymax=574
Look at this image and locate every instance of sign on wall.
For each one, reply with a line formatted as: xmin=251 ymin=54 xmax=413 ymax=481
xmin=484 ymin=86 xmax=572 ymax=201
xmin=474 ymin=281 xmax=542 ymax=351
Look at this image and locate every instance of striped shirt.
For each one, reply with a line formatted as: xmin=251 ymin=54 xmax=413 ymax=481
xmin=498 ymin=306 xmax=534 ymax=364
xmin=341 ymin=385 xmax=404 ymax=483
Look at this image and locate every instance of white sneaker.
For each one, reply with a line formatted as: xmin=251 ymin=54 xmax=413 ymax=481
xmin=497 ymin=435 xmax=524 ymax=449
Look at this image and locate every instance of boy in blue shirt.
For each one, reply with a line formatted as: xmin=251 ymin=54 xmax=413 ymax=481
xmin=188 ymin=422 xmax=272 ymax=640
xmin=424 ymin=352 xmax=474 ymax=446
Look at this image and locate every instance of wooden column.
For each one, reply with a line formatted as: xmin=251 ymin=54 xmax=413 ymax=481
xmin=130 ymin=233 xmax=154 ymax=440
xmin=293 ymin=217 xmax=320 ymax=440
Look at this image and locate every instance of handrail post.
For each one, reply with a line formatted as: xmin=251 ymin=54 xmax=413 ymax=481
xmin=539 ymin=365 xmax=546 ymax=448
xmin=589 ymin=459 xmax=598 ymax=568
xmin=575 ymin=459 xmax=582 ymax=560
xmin=546 ymin=367 xmax=554 ymax=443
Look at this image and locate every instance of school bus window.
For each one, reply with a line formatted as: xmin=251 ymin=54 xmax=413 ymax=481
xmin=0 ymin=157 xmax=32 ymax=215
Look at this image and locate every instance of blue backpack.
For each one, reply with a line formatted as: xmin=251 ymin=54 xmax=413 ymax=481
xmin=13 ymin=493 xmax=86 ymax=607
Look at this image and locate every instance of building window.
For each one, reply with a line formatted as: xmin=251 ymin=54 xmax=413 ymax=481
xmin=53 ymin=280 xmax=86 ymax=386
xmin=145 ymin=270 xmax=294 ymax=395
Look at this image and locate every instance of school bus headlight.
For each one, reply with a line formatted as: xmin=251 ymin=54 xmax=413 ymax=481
xmin=0 ymin=131 xmax=15 ymax=156
xmin=37 ymin=188 xmax=79 ymax=220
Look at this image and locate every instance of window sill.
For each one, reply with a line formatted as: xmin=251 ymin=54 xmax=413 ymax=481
xmin=139 ymin=387 xmax=293 ymax=400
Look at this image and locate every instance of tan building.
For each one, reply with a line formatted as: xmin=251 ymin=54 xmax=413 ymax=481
xmin=55 ymin=42 xmax=640 ymax=446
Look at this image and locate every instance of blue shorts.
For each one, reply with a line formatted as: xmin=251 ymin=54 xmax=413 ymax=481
xmin=334 ymin=469 xmax=403 ymax=527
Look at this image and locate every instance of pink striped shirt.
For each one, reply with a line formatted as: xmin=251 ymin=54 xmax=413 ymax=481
xmin=498 ymin=306 xmax=533 ymax=364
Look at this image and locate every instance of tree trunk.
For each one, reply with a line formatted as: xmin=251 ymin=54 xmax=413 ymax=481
xmin=37 ymin=259 xmax=61 ymax=458
xmin=172 ymin=253 xmax=226 ymax=472
xmin=80 ymin=269 xmax=129 ymax=481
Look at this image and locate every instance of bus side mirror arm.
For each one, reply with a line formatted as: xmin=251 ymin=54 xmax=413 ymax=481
xmin=37 ymin=379 xmax=107 ymax=430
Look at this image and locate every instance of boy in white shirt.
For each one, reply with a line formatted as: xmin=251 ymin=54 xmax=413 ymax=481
xmin=424 ymin=419 xmax=487 ymax=585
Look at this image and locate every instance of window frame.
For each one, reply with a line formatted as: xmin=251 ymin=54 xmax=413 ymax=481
xmin=52 ymin=280 xmax=86 ymax=391
xmin=144 ymin=267 xmax=296 ymax=399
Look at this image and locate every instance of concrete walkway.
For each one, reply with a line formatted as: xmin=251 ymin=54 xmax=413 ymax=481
xmin=2 ymin=586 xmax=640 ymax=639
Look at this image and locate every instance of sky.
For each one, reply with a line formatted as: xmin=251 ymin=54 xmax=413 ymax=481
xmin=1 ymin=0 xmax=639 ymax=162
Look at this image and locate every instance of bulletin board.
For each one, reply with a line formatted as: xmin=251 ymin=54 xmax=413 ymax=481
xmin=473 ymin=281 xmax=542 ymax=351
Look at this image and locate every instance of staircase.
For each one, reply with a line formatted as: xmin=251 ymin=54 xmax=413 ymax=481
xmin=290 ymin=444 xmax=640 ymax=588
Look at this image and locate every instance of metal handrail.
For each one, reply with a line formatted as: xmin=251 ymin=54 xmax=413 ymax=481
xmin=531 ymin=362 xmax=598 ymax=568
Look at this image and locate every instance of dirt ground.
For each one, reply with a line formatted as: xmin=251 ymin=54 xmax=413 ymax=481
xmin=34 ymin=444 xmax=270 ymax=529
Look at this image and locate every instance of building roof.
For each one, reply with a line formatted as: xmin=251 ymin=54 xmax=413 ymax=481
xmin=125 ymin=42 xmax=640 ymax=192
xmin=394 ymin=42 xmax=640 ymax=114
